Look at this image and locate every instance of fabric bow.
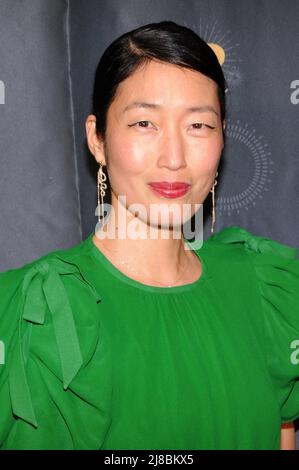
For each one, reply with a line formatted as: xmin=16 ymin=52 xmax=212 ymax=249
xmin=209 ymin=225 xmax=298 ymax=260
xmin=8 ymin=256 xmax=101 ymax=428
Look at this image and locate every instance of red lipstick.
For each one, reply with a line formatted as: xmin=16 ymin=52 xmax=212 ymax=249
xmin=148 ymin=182 xmax=190 ymax=198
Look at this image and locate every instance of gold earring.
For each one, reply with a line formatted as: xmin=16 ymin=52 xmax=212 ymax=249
xmin=97 ymin=161 xmax=107 ymax=222
xmin=210 ymin=171 xmax=218 ymax=234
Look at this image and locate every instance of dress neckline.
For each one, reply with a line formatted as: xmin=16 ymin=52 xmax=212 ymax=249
xmin=84 ymin=232 xmax=208 ymax=294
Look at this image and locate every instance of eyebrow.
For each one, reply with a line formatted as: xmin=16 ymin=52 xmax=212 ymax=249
xmin=122 ymin=101 xmax=219 ymax=117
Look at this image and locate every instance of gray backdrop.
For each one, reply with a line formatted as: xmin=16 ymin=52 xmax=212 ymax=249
xmin=0 ymin=0 xmax=298 ymax=445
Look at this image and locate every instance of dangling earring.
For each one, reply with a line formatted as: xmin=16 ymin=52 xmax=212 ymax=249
xmin=97 ymin=161 xmax=107 ymax=222
xmin=210 ymin=171 xmax=218 ymax=234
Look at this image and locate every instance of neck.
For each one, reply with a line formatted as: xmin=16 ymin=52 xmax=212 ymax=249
xmin=93 ymin=195 xmax=199 ymax=284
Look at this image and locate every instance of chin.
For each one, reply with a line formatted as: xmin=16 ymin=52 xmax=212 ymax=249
xmin=148 ymin=212 xmax=188 ymax=231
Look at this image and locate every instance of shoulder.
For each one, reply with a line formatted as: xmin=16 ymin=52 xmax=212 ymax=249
xmin=204 ymin=225 xmax=299 ymax=422
xmin=0 ymin=234 xmax=101 ymax=346
xmin=202 ymin=224 xmax=299 ymax=264
xmin=0 ymin=233 xmax=98 ymax=296
xmin=0 ymin=234 xmax=110 ymax=437
xmin=0 ymin=231 xmax=101 ymax=335
xmin=201 ymin=224 xmax=299 ymax=310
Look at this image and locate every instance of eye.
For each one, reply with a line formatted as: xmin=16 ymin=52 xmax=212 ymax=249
xmin=129 ymin=121 xmax=154 ymax=129
xmin=191 ymin=123 xmax=216 ymax=131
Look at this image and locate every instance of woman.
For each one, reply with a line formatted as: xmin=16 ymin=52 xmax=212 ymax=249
xmin=0 ymin=21 xmax=298 ymax=450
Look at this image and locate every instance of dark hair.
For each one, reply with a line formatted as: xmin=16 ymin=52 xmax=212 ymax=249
xmin=92 ymin=20 xmax=226 ymax=139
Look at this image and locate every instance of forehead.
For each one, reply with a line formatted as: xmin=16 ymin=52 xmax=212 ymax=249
xmin=111 ymin=60 xmax=219 ymax=111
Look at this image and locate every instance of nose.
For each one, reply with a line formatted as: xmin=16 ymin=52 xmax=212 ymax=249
xmin=157 ymin=123 xmax=187 ymax=170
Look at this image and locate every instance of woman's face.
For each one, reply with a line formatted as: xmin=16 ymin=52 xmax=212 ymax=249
xmin=89 ymin=60 xmax=225 ymax=229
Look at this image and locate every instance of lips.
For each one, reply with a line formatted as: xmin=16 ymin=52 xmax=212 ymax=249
xmin=148 ymin=182 xmax=190 ymax=190
xmin=148 ymin=182 xmax=190 ymax=198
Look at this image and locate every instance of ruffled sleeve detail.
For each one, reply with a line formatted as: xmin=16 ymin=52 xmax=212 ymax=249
xmin=209 ymin=225 xmax=299 ymax=422
xmin=10 ymin=256 xmax=102 ymax=427
xmin=0 ymin=254 xmax=112 ymax=449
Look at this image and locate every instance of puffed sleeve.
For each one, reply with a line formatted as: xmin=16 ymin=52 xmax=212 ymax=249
xmin=0 ymin=254 xmax=113 ymax=449
xmin=209 ymin=225 xmax=299 ymax=423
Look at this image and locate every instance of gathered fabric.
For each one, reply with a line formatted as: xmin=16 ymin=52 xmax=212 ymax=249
xmin=0 ymin=225 xmax=298 ymax=450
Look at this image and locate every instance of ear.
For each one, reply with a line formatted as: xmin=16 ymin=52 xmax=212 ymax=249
xmin=222 ymin=119 xmax=226 ymax=132
xmin=85 ymin=114 xmax=106 ymax=166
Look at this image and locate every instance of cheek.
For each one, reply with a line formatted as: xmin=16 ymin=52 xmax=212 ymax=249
xmin=190 ymin=136 xmax=223 ymax=171
xmin=108 ymin=132 xmax=149 ymax=175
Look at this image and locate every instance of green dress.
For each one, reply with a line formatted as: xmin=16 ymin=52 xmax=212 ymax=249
xmin=0 ymin=225 xmax=299 ymax=450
